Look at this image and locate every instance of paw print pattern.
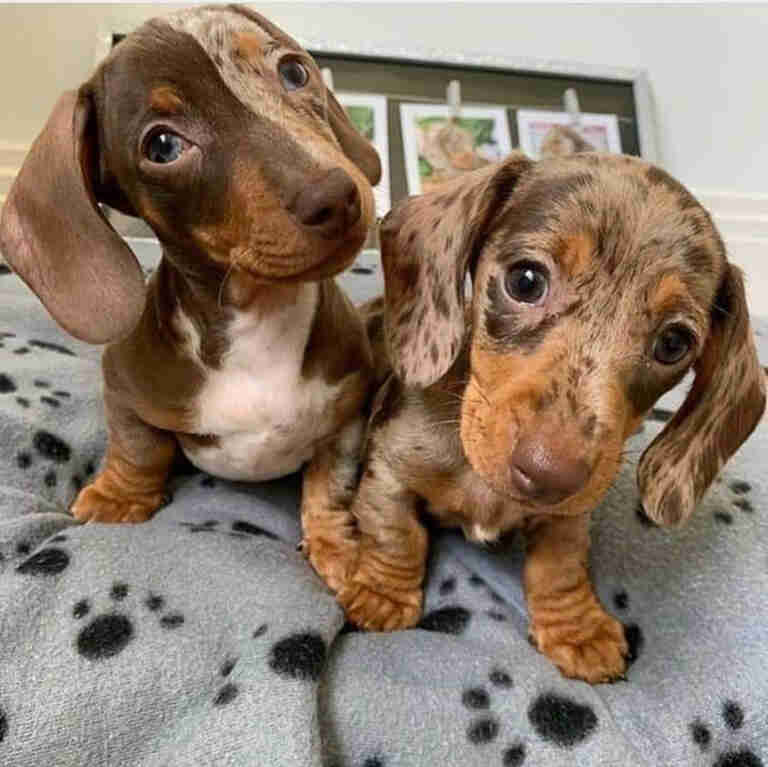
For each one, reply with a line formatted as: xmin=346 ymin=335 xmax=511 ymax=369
xmin=211 ymin=626 xmax=269 ymax=707
xmin=467 ymin=572 xmax=512 ymax=622
xmin=713 ymin=477 xmax=755 ymax=525
xmin=690 ymin=701 xmax=763 ymax=767
xmin=432 ymin=570 xmax=508 ymax=629
xmin=0 ymin=339 xmax=76 ymax=407
xmin=72 ymin=582 xmax=185 ymax=661
xmin=460 ymin=669 xmax=519 ymax=758
xmin=460 ymin=672 xmax=598 ymax=764
xmin=179 ymin=519 xmax=281 ymax=541
xmin=16 ymin=545 xmax=71 ymax=577
xmin=611 ymin=589 xmax=644 ymax=668
xmin=214 ymin=658 xmax=240 ymax=706
xmin=417 ymin=606 xmax=471 ymax=635
xmin=268 ymin=631 xmax=326 ymax=681
xmin=10 ymin=428 xmax=97 ymax=495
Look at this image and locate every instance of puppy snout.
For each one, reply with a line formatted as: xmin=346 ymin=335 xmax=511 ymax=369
xmin=509 ymin=435 xmax=591 ymax=505
xmin=291 ymin=168 xmax=361 ymax=239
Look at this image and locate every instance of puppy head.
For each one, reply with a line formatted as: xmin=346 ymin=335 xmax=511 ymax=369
xmin=382 ymin=153 xmax=765 ymax=525
xmin=0 ymin=4 xmax=380 ymax=343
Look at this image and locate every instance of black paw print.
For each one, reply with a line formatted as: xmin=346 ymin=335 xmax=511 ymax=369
xmin=460 ymin=668 xmax=524 ymax=764
xmin=713 ymin=478 xmax=755 ymax=525
xmin=211 ymin=624 xmax=270 ymax=707
xmin=461 ymin=672 xmax=599 ymax=764
xmin=690 ymin=701 xmax=763 ymax=767
xmin=72 ymin=582 xmax=185 ymax=660
xmin=467 ymin=572 xmax=512 ymax=622
xmin=13 ymin=429 xmax=96 ymax=493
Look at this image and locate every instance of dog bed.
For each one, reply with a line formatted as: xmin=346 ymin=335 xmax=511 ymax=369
xmin=0 ymin=240 xmax=766 ymax=767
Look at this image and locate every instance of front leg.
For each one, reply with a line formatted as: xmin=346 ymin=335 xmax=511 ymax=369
xmin=524 ymin=513 xmax=628 ymax=684
xmin=301 ymin=416 xmax=366 ymax=593
xmin=337 ymin=454 xmax=428 ymax=632
xmin=71 ymin=390 xmax=176 ymax=524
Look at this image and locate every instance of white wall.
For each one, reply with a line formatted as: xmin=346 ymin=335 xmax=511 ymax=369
xmin=1 ymin=3 xmax=766 ymax=307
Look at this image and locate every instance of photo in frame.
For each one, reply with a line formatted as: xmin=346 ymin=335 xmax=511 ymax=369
xmin=336 ymin=91 xmax=391 ymax=218
xmin=515 ymin=109 xmax=622 ymax=160
xmin=399 ymin=103 xmax=513 ymax=196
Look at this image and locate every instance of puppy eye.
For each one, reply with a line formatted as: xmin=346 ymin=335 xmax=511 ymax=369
xmin=278 ymin=58 xmax=309 ymax=91
xmin=145 ymin=132 xmax=188 ymax=165
xmin=504 ymin=262 xmax=549 ymax=304
xmin=654 ymin=324 xmax=693 ymax=365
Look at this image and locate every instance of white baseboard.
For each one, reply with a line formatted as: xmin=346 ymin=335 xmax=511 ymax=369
xmin=695 ymin=190 xmax=768 ymax=315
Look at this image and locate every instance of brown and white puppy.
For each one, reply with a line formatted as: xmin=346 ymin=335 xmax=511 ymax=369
xmin=329 ymin=152 xmax=766 ymax=683
xmin=0 ymin=4 xmax=381 ymax=576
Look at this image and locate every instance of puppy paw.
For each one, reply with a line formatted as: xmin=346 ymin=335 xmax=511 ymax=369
xmin=530 ymin=609 xmax=628 ymax=684
xmin=337 ymin=579 xmax=423 ymax=632
xmin=302 ymin=537 xmax=358 ymax=594
xmin=71 ymin=481 xmax=165 ymax=524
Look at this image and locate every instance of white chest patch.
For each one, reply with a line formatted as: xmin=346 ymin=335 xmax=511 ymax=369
xmin=177 ymin=284 xmax=342 ymax=481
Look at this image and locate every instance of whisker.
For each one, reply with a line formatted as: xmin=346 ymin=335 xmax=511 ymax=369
xmin=217 ymin=259 xmax=237 ymax=309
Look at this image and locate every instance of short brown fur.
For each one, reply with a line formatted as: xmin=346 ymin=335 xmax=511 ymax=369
xmin=0 ymin=5 xmax=383 ymax=558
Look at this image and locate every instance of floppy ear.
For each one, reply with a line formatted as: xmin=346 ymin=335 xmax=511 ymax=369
xmin=638 ymin=264 xmax=766 ymax=526
xmin=0 ymin=88 xmax=145 ymax=344
xmin=380 ymin=152 xmax=534 ymax=387
xmin=325 ymin=89 xmax=382 ymax=186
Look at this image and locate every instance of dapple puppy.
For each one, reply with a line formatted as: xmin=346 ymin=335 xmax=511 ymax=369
xmin=329 ymin=152 xmax=766 ymax=683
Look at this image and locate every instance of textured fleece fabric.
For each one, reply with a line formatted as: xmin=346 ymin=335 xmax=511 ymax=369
xmin=0 ymin=242 xmax=766 ymax=767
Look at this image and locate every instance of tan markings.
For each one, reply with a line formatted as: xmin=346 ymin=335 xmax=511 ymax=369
xmin=650 ymin=272 xmax=691 ymax=315
xmin=554 ymin=231 xmax=594 ymax=278
xmin=149 ymin=86 xmax=183 ymax=114
xmin=235 ymin=31 xmax=269 ymax=63
xmin=71 ymin=435 xmax=176 ymax=524
xmin=525 ymin=514 xmax=628 ymax=682
xmin=301 ymin=417 xmax=365 ymax=593
xmin=463 ymin=343 xmax=626 ymax=518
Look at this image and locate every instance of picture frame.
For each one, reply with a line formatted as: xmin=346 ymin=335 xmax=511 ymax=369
xmin=400 ymin=103 xmax=513 ymax=196
xmin=335 ymin=91 xmax=391 ymax=218
xmin=516 ymin=109 xmax=622 ymax=160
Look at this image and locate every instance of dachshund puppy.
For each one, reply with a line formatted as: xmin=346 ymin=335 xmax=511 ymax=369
xmin=329 ymin=152 xmax=766 ymax=683
xmin=0 ymin=4 xmax=381 ymax=586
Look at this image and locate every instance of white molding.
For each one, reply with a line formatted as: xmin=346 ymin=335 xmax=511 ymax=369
xmin=724 ymin=237 xmax=768 ymax=315
xmin=694 ymin=190 xmax=768 ymax=245
xmin=695 ymin=190 xmax=768 ymax=219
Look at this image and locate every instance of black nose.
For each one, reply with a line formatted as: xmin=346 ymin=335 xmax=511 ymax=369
xmin=290 ymin=168 xmax=361 ymax=239
xmin=508 ymin=435 xmax=591 ymax=505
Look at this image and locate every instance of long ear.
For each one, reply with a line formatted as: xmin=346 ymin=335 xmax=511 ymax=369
xmin=325 ymin=89 xmax=382 ymax=186
xmin=0 ymin=88 xmax=145 ymax=344
xmin=638 ymin=265 xmax=766 ymax=526
xmin=380 ymin=152 xmax=534 ymax=387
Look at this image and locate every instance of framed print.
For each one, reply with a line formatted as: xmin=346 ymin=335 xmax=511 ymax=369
xmin=400 ymin=103 xmax=513 ymax=195
xmin=336 ymin=91 xmax=391 ymax=217
xmin=516 ymin=109 xmax=622 ymax=160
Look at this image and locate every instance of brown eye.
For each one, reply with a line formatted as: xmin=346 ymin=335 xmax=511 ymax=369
xmin=504 ymin=262 xmax=549 ymax=304
xmin=278 ymin=58 xmax=309 ymax=91
xmin=654 ymin=325 xmax=693 ymax=365
xmin=145 ymin=132 xmax=187 ymax=164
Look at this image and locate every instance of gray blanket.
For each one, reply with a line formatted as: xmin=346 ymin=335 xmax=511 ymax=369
xmin=0 ymin=241 xmax=766 ymax=767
